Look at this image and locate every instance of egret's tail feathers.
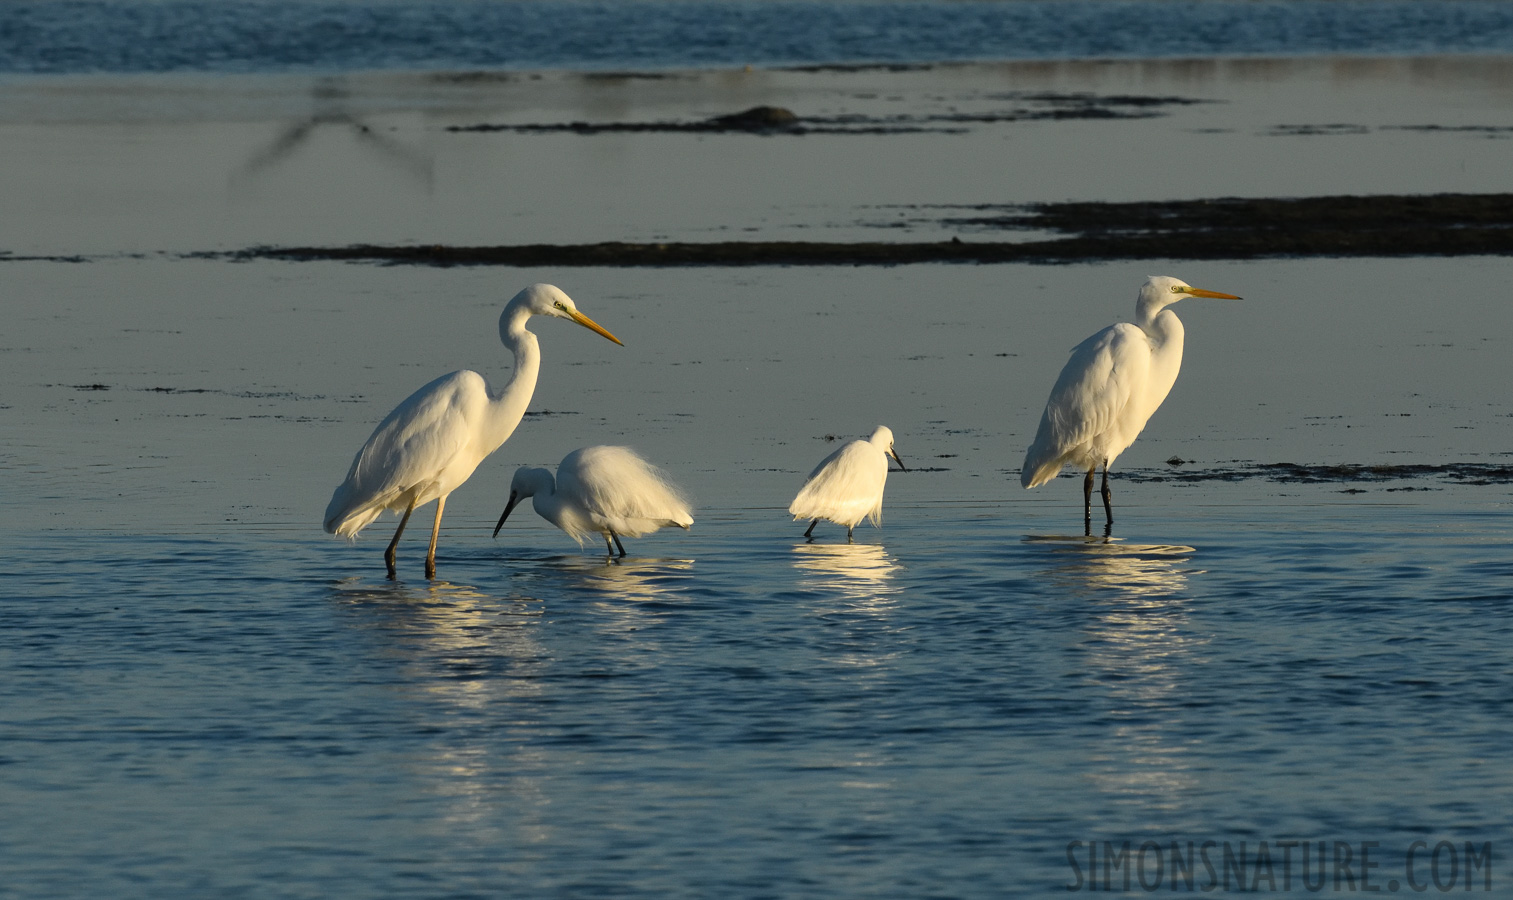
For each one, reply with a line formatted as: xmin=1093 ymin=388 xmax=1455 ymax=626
xmin=324 ymin=504 xmax=383 ymax=538
xmin=1020 ymin=426 xmax=1069 ymax=489
xmin=324 ymin=481 xmax=394 ymax=537
xmin=1020 ymin=457 xmax=1063 ymax=490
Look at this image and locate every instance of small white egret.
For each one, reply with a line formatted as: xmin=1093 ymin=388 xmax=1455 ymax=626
xmin=493 ymin=446 xmax=694 ymax=557
xmin=323 ymin=284 xmax=623 ymax=579
xmin=789 ymin=426 xmax=907 ymax=541
xmin=1020 ymin=275 xmax=1240 ymax=531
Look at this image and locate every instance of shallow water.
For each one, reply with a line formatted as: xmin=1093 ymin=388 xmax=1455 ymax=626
xmin=4 ymin=496 xmax=1510 ymax=897
xmin=9 ymin=0 xmax=1513 ymax=76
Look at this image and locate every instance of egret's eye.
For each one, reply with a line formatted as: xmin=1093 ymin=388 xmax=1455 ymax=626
xmin=554 ymin=301 xmax=566 ymax=310
xmin=1170 ymin=285 xmax=1184 ymax=293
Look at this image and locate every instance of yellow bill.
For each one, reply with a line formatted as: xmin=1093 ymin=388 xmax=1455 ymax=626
xmin=1185 ymin=287 xmax=1242 ymax=300
xmin=569 ymin=308 xmax=624 ymax=346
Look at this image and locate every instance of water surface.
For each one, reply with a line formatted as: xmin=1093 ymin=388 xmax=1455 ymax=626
xmin=8 ymin=0 xmax=1513 ymax=76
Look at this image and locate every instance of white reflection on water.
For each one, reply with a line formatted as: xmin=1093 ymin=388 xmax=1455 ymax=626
xmin=1026 ymin=535 xmax=1199 ymax=599
xmin=791 ymin=542 xmax=902 ymax=605
xmin=559 ymin=555 xmax=698 ymax=605
xmin=792 ymin=542 xmax=905 ymax=682
xmin=327 ymin=577 xmax=555 ymax=844
xmin=555 ymin=555 xmax=700 ymax=661
xmin=1028 ymin=536 xmax=1209 ymax=813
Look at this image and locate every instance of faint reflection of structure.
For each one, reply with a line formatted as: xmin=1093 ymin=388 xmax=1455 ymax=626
xmin=791 ymin=541 xmax=902 ymax=603
xmin=1028 ymin=535 xmax=1206 ymax=810
xmin=232 ymin=76 xmax=434 ymax=189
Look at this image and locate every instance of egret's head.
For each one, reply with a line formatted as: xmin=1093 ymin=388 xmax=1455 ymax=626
xmin=1144 ymin=275 xmax=1241 ymax=301
xmin=508 ymin=465 xmax=554 ymax=499
xmin=493 ymin=466 xmax=555 ymax=537
xmin=503 ymin=283 xmax=625 ymax=346
xmin=868 ymin=426 xmax=907 ymax=472
xmin=1138 ymin=275 xmax=1241 ymax=315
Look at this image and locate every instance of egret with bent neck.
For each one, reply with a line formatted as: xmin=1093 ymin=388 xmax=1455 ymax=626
xmin=323 ymin=283 xmax=623 ymax=578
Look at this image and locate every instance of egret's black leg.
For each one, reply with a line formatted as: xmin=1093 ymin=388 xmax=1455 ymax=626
xmin=386 ymin=497 xmax=417 ymax=580
xmin=846 ymin=525 xmax=854 ymax=543
xmin=612 ymin=533 xmax=627 ymax=558
xmin=804 ymin=519 xmax=818 ymax=539
xmin=603 ymin=533 xmax=616 ymax=556
xmin=1083 ymin=467 xmax=1096 ymax=536
xmin=1100 ymin=463 xmax=1113 ymax=528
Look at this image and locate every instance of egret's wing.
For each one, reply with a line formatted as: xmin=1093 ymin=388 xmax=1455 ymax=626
xmin=789 ymin=441 xmax=888 ymax=525
xmin=1021 ymin=324 xmax=1147 ymax=486
xmin=324 ymin=372 xmax=480 ymax=532
xmin=558 ymin=446 xmax=693 ymax=531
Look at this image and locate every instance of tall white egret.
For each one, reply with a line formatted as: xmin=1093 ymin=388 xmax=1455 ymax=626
xmin=493 ymin=446 xmax=694 ymax=557
xmin=1020 ymin=275 xmax=1239 ymax=531
xmin=324 ymin=284 xmax=623 ymax=579
xmin=789 ymin=426 xmax=907 ymax=541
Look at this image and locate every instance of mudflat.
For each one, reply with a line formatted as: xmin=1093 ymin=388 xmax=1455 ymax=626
xmin=6 ymin=56 xmax=1513 ymax=258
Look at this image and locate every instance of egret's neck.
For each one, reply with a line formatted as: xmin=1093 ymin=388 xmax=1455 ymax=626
xmin=531 ymin=489 xmax=563 ymax=524
xmin=1136 ymin=299 xmax=1184 ymax=348
xmin=520 ymin=470 xmax=563 ymax=525
xmin=1143 ymin=307 xmax=1186 ymax=396
xmin=483 ymin=310 xmax=542 ymax=451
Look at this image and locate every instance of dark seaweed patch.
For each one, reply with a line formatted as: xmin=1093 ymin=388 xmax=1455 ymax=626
xmin=1119 ymin=462 xmax=1513 ymax=485
xmin=446 ymin=94 xmax=1191 ymax=136
xmin=215 ymin=192 xmax=1513 ymax=267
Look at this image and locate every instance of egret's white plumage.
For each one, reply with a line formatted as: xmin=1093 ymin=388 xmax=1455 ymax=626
xmin=323 ymin=283 xmax=623 ymax=578
xmin=789 ymin=426 xmax=907 ymax=541
xmin=493 ymin=446 xmax=694 ymax=557
xmin=1020 ymin=275 xmax=1239 ymax=529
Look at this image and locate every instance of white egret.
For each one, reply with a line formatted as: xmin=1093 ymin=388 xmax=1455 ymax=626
xmin=324 ymin=284 xmax=623 ymax=579
xmin=1020 ymin=275 xmax=1240 ymax=531
xmin=493 ymin=446 xmax=694 ymax=557
xmin=789 ymin=426 xmax=907 ymax=541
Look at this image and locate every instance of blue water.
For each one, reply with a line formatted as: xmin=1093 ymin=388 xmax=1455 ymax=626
xmin=4 ymin=499 xmax=1510 ymax=897
xmin=7 ymin=0 xmax=1513 ymax=75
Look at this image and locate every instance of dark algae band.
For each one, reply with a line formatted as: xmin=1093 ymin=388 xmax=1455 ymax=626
xmin=213 ymin=193 xmax=1513 ymax=267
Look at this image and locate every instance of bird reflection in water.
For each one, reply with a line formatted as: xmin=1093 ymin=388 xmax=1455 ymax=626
xmin=556 ymin=554 xmax=697 ymax=604
xmin=1025 ymin=534 xmax=1199 ymax=599
xmin=327 ymin=576 xmax=547 ymax=704
xmin=791 ymin=541 xmax=906 ymax=684
xmin=1027 ymin=535 xmax=1207 ymax=810
xmin=325 ymin=577 xmax=554 ymax=841
xmin=791 ymin=541 xmax=902 ymax=604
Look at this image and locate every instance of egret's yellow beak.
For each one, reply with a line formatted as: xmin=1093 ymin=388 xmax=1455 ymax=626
xmin=569 ymin=309 xmax=624 ymax=346
xmin=1185 ymin=287 xmax=1242 ymax=300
